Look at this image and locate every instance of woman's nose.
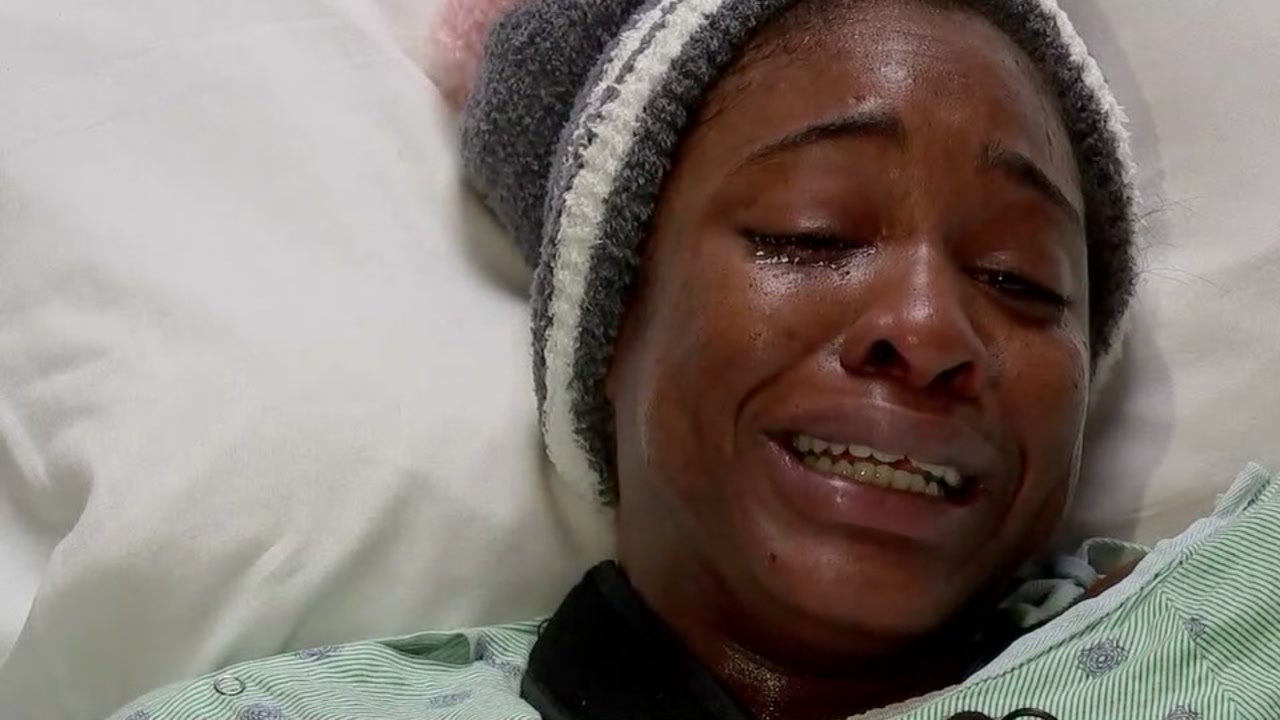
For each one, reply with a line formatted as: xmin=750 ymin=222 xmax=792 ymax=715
xmin=838 ymin=251 xmax=988 ymax=400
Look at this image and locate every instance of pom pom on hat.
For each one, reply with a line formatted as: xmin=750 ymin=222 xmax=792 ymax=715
xmin=426 ymin=0 xmax=532 ymax=113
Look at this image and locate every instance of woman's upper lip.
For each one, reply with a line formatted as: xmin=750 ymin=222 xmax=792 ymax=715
xmin=770 ymin=399 xmax=1004 ymax=480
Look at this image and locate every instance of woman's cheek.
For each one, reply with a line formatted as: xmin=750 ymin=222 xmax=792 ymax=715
xmin=1013 ymin=332 xmax=1090 ymax=463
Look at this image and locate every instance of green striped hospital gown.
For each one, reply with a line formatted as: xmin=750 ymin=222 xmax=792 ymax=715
xmin=109 ymin=464 xmax=1280 ymax=720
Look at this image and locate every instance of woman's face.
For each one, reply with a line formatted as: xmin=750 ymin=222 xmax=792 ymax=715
xmin=608 ymin=0 xmax=1089 ymax=662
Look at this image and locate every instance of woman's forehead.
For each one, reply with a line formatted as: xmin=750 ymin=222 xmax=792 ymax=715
xmin=687 ymin=0 xmax=1082 ymax=209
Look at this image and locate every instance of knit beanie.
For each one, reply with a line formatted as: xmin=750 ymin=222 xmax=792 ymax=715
xmin=461 ymin=0 xmax=1138 ymax=504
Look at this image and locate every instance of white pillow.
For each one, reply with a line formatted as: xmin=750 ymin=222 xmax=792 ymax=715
xmin=1062 ymin=0 xmax=1280 ymax=544
xmin=1 ymin=0 xmax=1278 ymax=719
xmin=0 ymin=1 xmax=611 ymax=718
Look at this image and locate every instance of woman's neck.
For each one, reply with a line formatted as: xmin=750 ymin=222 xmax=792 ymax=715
xmin=624 ymin=559 xmax=1012 ymax=720
xmin=678 ymin=603 xmax=1001 ymax=720
xmin=709 ymin=634 xmax=975 ymax=720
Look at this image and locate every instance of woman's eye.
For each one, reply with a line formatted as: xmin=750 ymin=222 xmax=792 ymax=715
xmin=978 ymin=270 xmax=1070 ymax=309
xmin=747 ymin=232 xmax=869 ymax=266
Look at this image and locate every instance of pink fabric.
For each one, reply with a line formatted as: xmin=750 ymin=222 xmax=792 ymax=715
xmin=427 ymin=0 xmax=529 ymax=113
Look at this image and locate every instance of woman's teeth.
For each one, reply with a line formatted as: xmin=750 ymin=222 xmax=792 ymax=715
xmin=791 ymin=434 xmax=963 ymax=499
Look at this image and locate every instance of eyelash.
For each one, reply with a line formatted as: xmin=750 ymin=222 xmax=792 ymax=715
xmin=748 ymin=232 xmax=869 ymax=264
xmin=748 ymin=233 xmax=1069 ymax=309
xmin=975 ymin=270 xmax=1071 ymax=309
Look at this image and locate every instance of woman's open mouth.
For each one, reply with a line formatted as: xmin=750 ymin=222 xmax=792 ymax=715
xmin=787 ymin=434 xmax=975 ymax=504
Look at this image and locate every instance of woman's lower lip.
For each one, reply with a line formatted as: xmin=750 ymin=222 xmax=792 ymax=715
xmin=763 ymin=440 xmax=979 ymax=544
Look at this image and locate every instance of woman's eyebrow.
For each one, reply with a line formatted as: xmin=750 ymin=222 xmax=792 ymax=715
xmin=732 ymin=108 xmax=906 ymax=173
xmin=983 ymin=144 xmax=1083 ymax=228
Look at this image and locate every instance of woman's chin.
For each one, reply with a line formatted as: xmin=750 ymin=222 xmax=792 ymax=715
xmin=729 ymin=527 xmax=986 ymax=661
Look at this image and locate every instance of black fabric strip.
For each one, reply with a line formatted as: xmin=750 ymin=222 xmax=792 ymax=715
xmin=521 ymin=562 xmax=755 ymax=720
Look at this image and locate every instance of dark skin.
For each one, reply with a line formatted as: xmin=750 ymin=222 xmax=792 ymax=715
xmin=605 ymin=1 xmax=1095 ymax=719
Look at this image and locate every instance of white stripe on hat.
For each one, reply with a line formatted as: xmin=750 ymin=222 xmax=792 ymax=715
xmin=1033 ymin=0 xmax=1137 ymax=395
xmin=1038 ymin=1 xmax=1135 ymax=178
xmin=572 ymin=1 xmax=673 ymax=150
xmin=542 ymin=0 xmax=734 ymax=500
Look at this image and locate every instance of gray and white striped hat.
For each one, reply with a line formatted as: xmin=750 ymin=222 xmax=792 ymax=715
xmin=462 ymin=0 xmax=1138 ymax=503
